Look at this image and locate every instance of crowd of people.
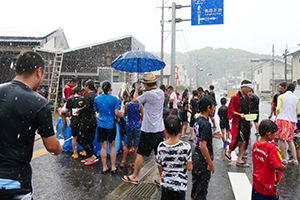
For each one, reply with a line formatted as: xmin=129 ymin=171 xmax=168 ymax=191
xmin=1 ymin=51 xmax=300 ymax=200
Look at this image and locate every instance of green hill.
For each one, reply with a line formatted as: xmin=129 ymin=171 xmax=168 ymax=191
xmin=153 ymin=47 xmax=271 ymax=86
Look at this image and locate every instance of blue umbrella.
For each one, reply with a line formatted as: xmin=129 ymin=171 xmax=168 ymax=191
xmin=111 ymin=50 xmax=166 ymax=73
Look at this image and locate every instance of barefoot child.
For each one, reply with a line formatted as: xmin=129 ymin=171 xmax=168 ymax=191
xmin=156 ymin=115 xmax=192 ymax=200
xmin=191 ymin=95 xmax=222 ymax=200
xmin=252 ymin=119 xmax=286 ymax=200
xmin=218 ymin=97 xmax=230 ymax=148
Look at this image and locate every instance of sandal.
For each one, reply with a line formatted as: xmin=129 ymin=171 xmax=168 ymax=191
xmin=72 ymin=153 xmax=78 ymax=159
xmin=121 ymin=176 xmax=138 ymax=184
xmin=84 ymin=158 xmax=99 ymax=166
xmin=223 ymin=150 xmax=231 ymax=162
xmin=79 ymin=151 xmax=87 ymax=156
xmin=111 ymin=167 xmax=118 ymax=174
xmin=120 ymin=161 xmax=125 ymax=168
xmin=129 ymin=162 xmax=135 ymax=169
xmin=236 ymin=162 xmax=250 ymax=167
xmin=153 ymin=180 xmax=160 ymax=186
xmin=289 ymin=159 xmax=299 ymax=165
xmin=282 ymin=159 xmax=287 ymax=165
xmin=102 ymin=167 xmax=111 ymax=174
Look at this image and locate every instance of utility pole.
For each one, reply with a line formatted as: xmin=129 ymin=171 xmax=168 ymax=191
xmin=170 ymin=2 xmax=176 ymax=87
xmin=160 ymin=0 xmax=164 ymax=86
xmin=170 ymin=2 xmax=191 ymax=87
xmin=284 ymin=47 xmax=288 ymax=83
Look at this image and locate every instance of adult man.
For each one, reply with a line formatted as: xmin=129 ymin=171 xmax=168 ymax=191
xmin=268 ymin=82 xmax=287 ymax=119
xmin=275 ymin=83 xmax=300 ymax=165
xmin=0 ymin=52 xmax=62 ymax=199
xmin=64 ymin=77 xmax=78 ymax=99
xmin=224 ymin=80 xmax=252 ymax=167
xmin=208 ymin=85 xmax=217 ymax=128
xmin=122 ymin=73 xmax=164 ymax=184
xmin=167 ymin=85 xmax=177 ymax=109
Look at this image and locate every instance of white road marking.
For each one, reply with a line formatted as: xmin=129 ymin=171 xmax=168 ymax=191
xmin=231 ymin=151 xmax=238 ymax=161
xmin=228 ymin=172 xmax=252 ymax=200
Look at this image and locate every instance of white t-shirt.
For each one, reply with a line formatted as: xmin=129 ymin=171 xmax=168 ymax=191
xmin=137 ymin=89 xmax=164 ymax=133
xmin=169 ymin=92 xmax=177 ymax=109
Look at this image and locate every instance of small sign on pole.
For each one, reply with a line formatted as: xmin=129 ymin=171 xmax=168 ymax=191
xmin=191 ymin=0 xmax=224 ymax=26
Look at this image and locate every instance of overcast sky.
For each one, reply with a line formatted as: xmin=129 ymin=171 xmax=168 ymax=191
xmin=1 ymin=0 xmax=299 ymax=56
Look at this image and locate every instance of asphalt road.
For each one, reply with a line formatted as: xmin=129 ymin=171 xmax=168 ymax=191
xmin=30 ymin=96 xmax=300 ymax=200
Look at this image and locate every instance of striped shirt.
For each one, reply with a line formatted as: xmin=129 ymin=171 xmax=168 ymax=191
xmin=156 ymin=141 xmax=192 ymax=192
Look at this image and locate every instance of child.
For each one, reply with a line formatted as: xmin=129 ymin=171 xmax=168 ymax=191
xmin=57 ymin=99 xmax=67 ymax=139
xmin=156 ymin=115 xmax=192 ymax=200
xmin=252 ymin=119 xmax=286 ymax=200
xmin=218 ymin=97 xmax=230 ymax=148
xmin=189 ymin=90 xmax=200 ymax=141
xmin=180 ymin=90 xmax=189 ymax=139
xmin=120 ymin=90 xmax=144 ymax=169
xmin=191 ymin=95 xmax=222 ymax=200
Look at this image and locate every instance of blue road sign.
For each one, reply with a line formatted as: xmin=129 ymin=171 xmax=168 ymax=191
xmin=191 ymin=0 xmax=224 ymax=26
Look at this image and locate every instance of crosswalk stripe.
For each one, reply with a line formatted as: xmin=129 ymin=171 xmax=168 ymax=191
xmin=228 ymin=172 xmax=252 ymax=200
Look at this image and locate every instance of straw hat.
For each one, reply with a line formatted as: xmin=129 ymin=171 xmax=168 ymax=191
xmin=142 ymin=73 xmax=157 ymax=84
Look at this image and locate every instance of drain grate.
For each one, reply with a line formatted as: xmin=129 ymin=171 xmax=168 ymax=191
xmin=126 ymin=183 xmax=158 ymax=198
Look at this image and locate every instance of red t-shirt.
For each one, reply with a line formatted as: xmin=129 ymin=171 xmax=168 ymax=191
xmin=64 ymin=83 xmax=72 ymax=99
xmin=252 ymin=141 xmax=283 ymax=196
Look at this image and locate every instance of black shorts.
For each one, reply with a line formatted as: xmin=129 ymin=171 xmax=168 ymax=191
xmin=254 ymin=114 xmax=259 ymax=123
xmin=191 ymin=149 xmax=211 ymax=200
xmin=181 ymin=113 xmax=188 ymax=122
xmin=70 ymin=118 xmax=80 ymax=137
xmin=137 ymin=131 xmax=164 ymax=156
xmin=220 ymin=120 xmax=230 ymax=130
xmin=161 ymin=187 xmax=185 ymax=200
xmin=97 ymin=127 xmax=116 ymax=143
xmin=190 ymin=117 xmax=196 ymax=127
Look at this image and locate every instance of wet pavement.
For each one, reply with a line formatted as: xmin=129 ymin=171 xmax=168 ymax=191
xmin=31 ymin=98 xmax=300 ymax=200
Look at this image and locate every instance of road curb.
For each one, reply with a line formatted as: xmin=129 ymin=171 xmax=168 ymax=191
xmin=102 ymin=159 xmax=158 ymax=200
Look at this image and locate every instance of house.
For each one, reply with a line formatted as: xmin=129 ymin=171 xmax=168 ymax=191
xmin=0 ymin=28 xmax=145 ymax=108
xmin=0 ymin=27 xmax=69 ymax=83
xmin=58 ymin=35 xmax=144 ymax=92
xmin=288 ymin=48 xmax=300 ymax=91
xmin=251 ymin=58 xmax=292 ymax=97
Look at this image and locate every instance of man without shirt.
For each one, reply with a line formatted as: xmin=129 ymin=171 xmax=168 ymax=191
xmin=0 ymin=52 xmax=62 ymax=199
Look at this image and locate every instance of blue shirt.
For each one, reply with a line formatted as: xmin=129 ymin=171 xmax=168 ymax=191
xmin=94 ymin=94 xmax=119 ymax=129
xmin=125 ymin=102 xmax=141 ymax=131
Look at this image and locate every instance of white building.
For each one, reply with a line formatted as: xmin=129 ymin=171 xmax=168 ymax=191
xmin=251 ymin=58 xmax=292 ymax=95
